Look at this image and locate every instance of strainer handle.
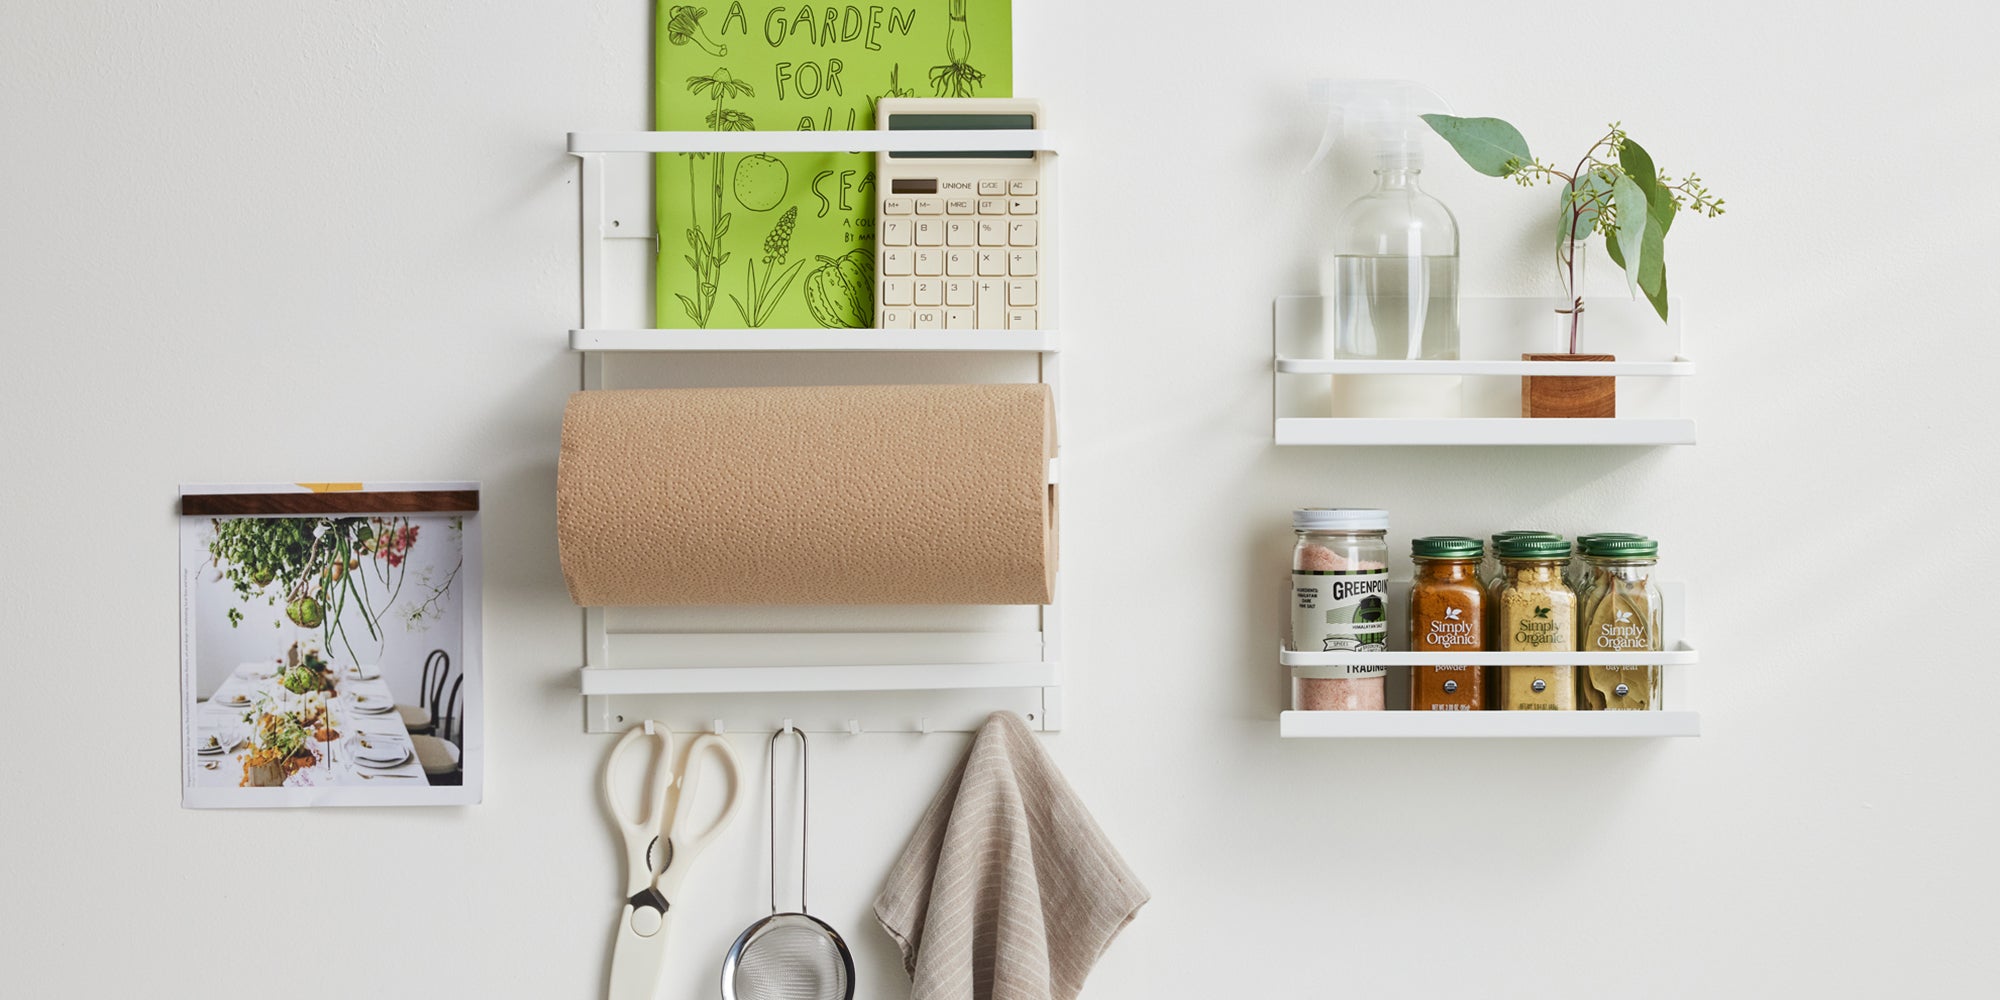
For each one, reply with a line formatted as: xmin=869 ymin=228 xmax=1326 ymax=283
xmin=769 ymin=726 xmax=810 ymax=914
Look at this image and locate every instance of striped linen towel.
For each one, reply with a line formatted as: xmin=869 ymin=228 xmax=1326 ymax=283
xmin=874 ymin=712 xmax=1149 ymax=1000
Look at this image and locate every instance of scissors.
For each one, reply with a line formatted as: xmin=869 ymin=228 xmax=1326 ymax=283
xmin=605 ymin=720 xmax=746 ymax=1000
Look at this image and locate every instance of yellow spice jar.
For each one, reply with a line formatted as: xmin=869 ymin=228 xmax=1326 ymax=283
xmin=1494 ymin=536 xmax=1576 ymax=710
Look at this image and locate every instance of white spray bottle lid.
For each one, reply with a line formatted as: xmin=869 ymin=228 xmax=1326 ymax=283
xmin=1305 ymin=79 xmax=1452 ymax=173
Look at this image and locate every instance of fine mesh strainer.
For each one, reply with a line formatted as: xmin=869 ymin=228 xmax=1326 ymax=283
xmin=721 ymin=727 xmax=855 ymax=1000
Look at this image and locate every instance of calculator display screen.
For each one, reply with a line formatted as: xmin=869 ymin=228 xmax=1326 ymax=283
xmin=886 ymin=113 xmax=1036 ymax=159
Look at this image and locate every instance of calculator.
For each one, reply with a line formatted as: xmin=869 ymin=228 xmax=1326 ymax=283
xmin=874 ymin=98 xmax=1052 ymax=331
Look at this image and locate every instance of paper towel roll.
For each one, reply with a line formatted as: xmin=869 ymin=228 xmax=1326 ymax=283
xmin=558 ymin=384 xmax=1056 ymax=606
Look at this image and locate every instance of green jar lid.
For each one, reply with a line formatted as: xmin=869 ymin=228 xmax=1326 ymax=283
xmin=1412 ymin=536 xmax=1483 ymax=559
xmin=1577 ymin=532 xmax=1645 ymax=549
xmin=1495 ymin=536 xmax=1573 ymax=560
xmin=1491 ymin=529 xmax=1563 ymax=544
xmin=1584 ymin=536 xmax=1659 ymax=559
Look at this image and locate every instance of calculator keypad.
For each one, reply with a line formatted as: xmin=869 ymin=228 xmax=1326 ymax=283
xmin=880 ymin=180 xmax=1043 ymax=330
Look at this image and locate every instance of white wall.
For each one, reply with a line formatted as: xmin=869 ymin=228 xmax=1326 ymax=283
xmin=3 ymin=2 xmax=1995 ymax=997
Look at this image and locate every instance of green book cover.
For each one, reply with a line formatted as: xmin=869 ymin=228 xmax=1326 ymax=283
xmin=654 ymin=1 xmax=1013 ymax=328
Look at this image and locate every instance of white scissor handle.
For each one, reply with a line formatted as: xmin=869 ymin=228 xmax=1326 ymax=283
xmin=603 ymin=722 xmax=675 ymax=897
xmin=661 ymin=732 xmax=745 ymax=878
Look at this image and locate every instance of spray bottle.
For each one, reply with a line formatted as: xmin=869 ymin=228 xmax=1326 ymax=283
xmin=1307 ymin=80 xmax=1462 ymax=417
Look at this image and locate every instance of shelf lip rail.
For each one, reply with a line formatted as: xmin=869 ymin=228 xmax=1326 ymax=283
xmin=1278 ymin=710 xmax=1702 ymax=739
xmin=1272 ymin=417 xmax=1698 ymax=447
xmin=568 ymin=129 xmax=1058 ymax=155
xmin=1278 ymin=640 xmax=1699 ymax=668
xmin=580 ymin=662 xmax=1060 ymax=696
xmin=569 ymin=328 xmax=1059 ymax=353
xmin=1275 ymin=357 xmax=1696 ymax=377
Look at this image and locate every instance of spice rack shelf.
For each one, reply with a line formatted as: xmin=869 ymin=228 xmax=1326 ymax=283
xmin=1277 ymin=641 xmax=1698 ymax=668
xmin=565 ymin=126 xmax=1064 ymax=734
xmin=1279 ymin=711 xmax=1701 ymax=738
xmin=1272 ymin=295 xmax=1696 ymax=446
xmin=1275 ymin=417 xmax=1697 ymax=447
xmin=1279 ymin=580 xmax=1699 ymax=738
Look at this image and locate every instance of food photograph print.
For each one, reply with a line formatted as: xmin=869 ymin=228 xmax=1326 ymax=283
xmin=178 ymin=483 xmax=483 ymax=808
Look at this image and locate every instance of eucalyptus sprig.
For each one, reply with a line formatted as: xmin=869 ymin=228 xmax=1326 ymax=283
xmin=1421 ymin=115 xmax=1725 ymax=352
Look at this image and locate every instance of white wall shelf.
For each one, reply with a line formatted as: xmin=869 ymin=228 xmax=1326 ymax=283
xmin=1280 ymin=581 xmax=1699 ymax=738
xmin=569 ymin=129 xmax=1057 ymax=155
xmin=566 ymin=127 xmax=1064 ymax=734
xmin=1272 ymin=295 xmax=1696 ymax=446
xmin=1275 ymin=357 xmax=1695 ymax=377
xmin=1280 ymin=711 xmax=1701 ymax=739
xmin=570 ymin=328 xmax=1058 ymax=353
xmin=1278 ymin=641 xmax=1699 ymax=668
xmin=1275 ymin=417 xmax=1699 ymax=447
xmin=580 ymin=661 xmax=1059 ymax=696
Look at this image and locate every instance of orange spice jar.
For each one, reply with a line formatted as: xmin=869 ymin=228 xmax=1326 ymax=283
xmin=1408 ymin=537 xmax=1485 ymax=710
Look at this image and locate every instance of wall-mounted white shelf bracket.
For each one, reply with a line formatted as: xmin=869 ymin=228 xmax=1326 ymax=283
xmin=567 ymin=129 xmax=1064 ymax=735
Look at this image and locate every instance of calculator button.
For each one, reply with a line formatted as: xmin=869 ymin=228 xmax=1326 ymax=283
xmin=976 ymin=280 xmax=1006 ymax=328
xmin=978 ymin=198 xmax=1007 ymax=215
xmin=1008 ymin=309 xmax=1037 ymax=330
xmin=882 ymin=198 xmax=913 ymax=216
xmin=881 ymin=280 xmax=912 ymax=307
xmin=1009 ymin=198 xmax=1037 ymax=215
xmin=1008 ymin=220 xmax=1038 ymax=246
xmin=1008 ymin=180 xmax=1037 ymax=196
xmin=946 ymin=250 xmax=974 ymax=276
xmin=915 ymin=198 xmax=944 ymax=215
xmin=914 ymin=309 xmax=943 ymax=330
xmin=881 ymin=250 xmax=913 ymax=276
xmin=978 ymin=180 xmax=1007 ymax=196
xmin=946 ymin=219 xmax=976 ymax=247
xmin=945 ymin=308 xmax=976 ymax=330
xmin=912 ymin=279 xmax=942 ymax=307
xmin=914 ymin=249 xmax=943 ymax=276
xmin=945 ymin=198 xmax=975 ymax=215
xmin=944 ymin=279 xmax=974 ymax=307
xmin=914 ymin=220 xmax=944 ymax=246
xmin=977 ymin=250 xmax=1007 ymax=276
xmin=978 ymin=220 xmax=1007 ymax=246
xmin=879 ymin=308 xmax=914 ymax=329
xmin=882 ymin=220 xmax=912 ymax=246
xmin=1008 ymin=250 xmax=1037 ymax=276
xmin=1007 ymin=280 xmax=1037 ymax=307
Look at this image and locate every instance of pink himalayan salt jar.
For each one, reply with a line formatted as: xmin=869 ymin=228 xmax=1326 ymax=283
xmin=1289 ymin=508 xmax=1389 ymax=711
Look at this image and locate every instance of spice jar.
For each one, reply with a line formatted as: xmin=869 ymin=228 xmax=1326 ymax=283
xmin=1408 ymin=536 xmax=1484 ymax=710
xmin=1577 ymin=536 xmax=1664 ymax=710
xmin=1494 ymin=536 xmax=1577 ymax=710
xmin=1485 ymin=531 xmax=1563 ymax=708
xmin=1289 ymin=509 xmax=1389 ymax=711
xmin=1573 ymin=532 xmax=1646 ymax=595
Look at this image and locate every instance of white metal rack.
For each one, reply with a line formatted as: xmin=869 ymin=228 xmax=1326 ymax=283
xmin=567 ymin=129 xmax=1062 ymax=735
xmin=1280 ymin=581 xmax=1699 ymax=738
xmin=1272 ymin=295 xmax=1697 ymax=446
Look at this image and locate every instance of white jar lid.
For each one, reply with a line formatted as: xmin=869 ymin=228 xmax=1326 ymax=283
xmin=1292 ymin=508 xmax=1389 ymax=531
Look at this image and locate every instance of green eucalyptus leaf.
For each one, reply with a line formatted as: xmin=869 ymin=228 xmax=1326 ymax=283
xmin=1610 ymin=173 xmax=1649 ymax=296
xmin=1643 ymin=259 xmax=1669 ymax=322
xmin=1620 ymin=138 xmax=1659 ymax=203
xmin=1420 ymin=114 xmax=1533 ymax=177
xmin=1559 ymin=170 xmax=1612 ymax=246
xmin=1638 ymin=219 xmax=1666 ymax=299
xmin=1647 ymin=181 xmax=1676 ymax=237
